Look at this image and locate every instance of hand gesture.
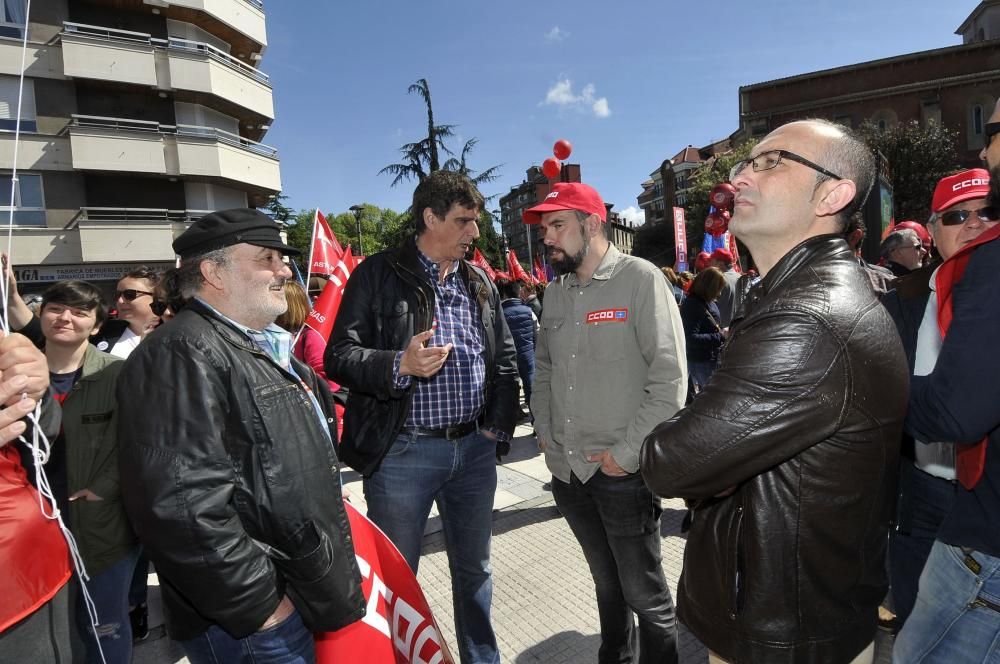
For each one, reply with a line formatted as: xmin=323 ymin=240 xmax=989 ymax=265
xmin=399 ymin=329 xmax=452 ymax=378
xmin=0 ymin=331 xmax=48 ymax=402
xmin=69 ymin=489 xmax=104 ymax=502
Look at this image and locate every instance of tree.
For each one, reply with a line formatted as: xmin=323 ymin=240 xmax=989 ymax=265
xmin=283 ymin=204 xmax=407 ymax=273
xmin=858 ymin=120 xmax=960 ymax=222
xmin=263 ymin=192 xmax=294 ymax=224
xmin=380 ymin=78 xmax=502 ymax=190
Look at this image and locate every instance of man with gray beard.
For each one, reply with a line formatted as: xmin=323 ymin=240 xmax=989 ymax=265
xmin=117 ymin=209 xmax=364 ymax=664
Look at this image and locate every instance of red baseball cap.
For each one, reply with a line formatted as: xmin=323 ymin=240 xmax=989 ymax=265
xmin=709 ymin=248 xmax=733 ymax=263
xmin=523 ymin=182 xmax=606 ymax=224
xmin=931 ymin=168 xmax=990 ymax=213
xmin=694 ymin=251 xmax=711 ymax=271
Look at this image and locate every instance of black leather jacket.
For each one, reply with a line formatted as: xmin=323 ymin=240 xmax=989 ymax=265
xmin=326 ymin=237 xmax=519 ymax=476
xmin=118 ymin=300 xmax=364 ymax=641
xmin=642 ymin=235 xmax=908 ymax=663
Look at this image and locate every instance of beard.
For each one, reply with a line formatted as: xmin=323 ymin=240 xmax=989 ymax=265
xmin=548 ymin=224 xmax=589 ymax=275
xmin=990 ymin=164 xmax=1000 ymax=207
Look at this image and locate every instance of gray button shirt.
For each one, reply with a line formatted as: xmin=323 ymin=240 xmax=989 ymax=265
xmin=533 ymin=244 xmax=687 ymax=483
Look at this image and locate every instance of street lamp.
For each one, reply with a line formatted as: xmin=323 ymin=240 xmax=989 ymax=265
xmin=349 ymin=204 xmax=364 ymax=257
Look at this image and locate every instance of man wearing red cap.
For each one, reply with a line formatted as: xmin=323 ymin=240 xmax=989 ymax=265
xmin=892 ymin=119 xmax=1000 ymax=659
xmin=883 ymin=168 xmax=999 ymax=633
xmin=642 ymin=119 xmax=908 ymax=664
xmin=525 ymin=182 xmax=687 ymax=664
xmin=707 ymin=248 xmax=740 ymax=327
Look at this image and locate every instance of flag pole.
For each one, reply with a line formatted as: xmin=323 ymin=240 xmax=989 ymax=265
xmin=305 ymin=206 xmax=320 ymax=287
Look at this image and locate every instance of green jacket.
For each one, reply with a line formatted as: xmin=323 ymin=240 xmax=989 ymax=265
xmin=63 ymin=345 xmax=134 ymax=577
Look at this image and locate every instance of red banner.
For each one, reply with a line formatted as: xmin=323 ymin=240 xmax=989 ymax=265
xmin=304 ymin=246 xmax=354 ymax=343
xmin=726 ymin=232 xmax=742 ymax=274
xmin=672 ymin=207 xmax=688 ymax=273
xmin=532 ymin=256 xmax=549 ymax=284
xmin=316 ymin=502 xmax=455 ymax=664
xmin=470 ymin=248 xmax=497 ymax=282
xmin=310 ymin=210 xmax=344 ymax=276
xmin=506 ymin=250 xmax=533 ymax=284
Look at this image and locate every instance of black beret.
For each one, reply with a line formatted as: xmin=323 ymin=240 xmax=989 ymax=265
xmin=172 ymin=208 xmax=301 ymax=258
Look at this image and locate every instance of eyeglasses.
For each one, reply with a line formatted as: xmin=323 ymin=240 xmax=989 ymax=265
xmin=938 ymin=206 xmax=1000 ymax=226
xmin=151 ymin=298 xmax=185 ymax=316
xmin=729 ymin=149 xmax=844 ymax=183
xmin=115 ymin=289 xmax=153 ymax=302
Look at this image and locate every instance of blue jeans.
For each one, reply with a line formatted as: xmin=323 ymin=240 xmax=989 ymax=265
xmin=552 ymin=471 xmax=678 ymax=664
xmin=894 ymin=540 xmax=1000 ymax=663
xmin=363 ymin=429 xmax=498 ymax=664
xmin=889 ymin=460 xmax=957 ymax=624
xmin=181 ymin=610 xmax=315 ymax=664
xmin=76 ymin=546 xmax=141 ymax=664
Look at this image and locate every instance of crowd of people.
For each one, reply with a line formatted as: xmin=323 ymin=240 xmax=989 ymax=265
xmin=0 ymin=109 xmax=998 ymax=664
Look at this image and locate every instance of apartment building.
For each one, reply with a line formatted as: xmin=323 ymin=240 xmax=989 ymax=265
xmin=1 ymin=0 xmax=278 ymax=292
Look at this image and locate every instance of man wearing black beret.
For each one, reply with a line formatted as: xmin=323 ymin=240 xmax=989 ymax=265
xmin=117 ymin=208 xmax=364 ymax=663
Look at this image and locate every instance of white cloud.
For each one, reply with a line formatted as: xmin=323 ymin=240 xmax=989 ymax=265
xmin=620 ymin=206 xmax=645 ymax=226
xmin=545 ymin=26 xmax=569 ymax=42
xmin=541 ymin=79 xmax=611 ymax=119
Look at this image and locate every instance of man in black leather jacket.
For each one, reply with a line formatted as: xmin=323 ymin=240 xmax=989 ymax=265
xmin=118 ymin=209 xmax=364 ymax=664
xmin=641 ymin=120 xmax=908 ymax=664
xmin=326 ymin=171 xmax=518 ymax=664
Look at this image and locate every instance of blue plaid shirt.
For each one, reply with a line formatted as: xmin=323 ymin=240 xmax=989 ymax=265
xmin=393 ymin=251 xmax=494 ymax=432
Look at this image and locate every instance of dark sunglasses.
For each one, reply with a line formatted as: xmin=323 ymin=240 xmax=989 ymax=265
xmin=151 ymin=299 xmax=185 ymax=316
xmin=938 ymin=205 xmax=1000 ymax=226
xmin=985 ymin=122 xmax=1000 ymax=146
xmin=115 ymin=289 xmax=153 ymax=302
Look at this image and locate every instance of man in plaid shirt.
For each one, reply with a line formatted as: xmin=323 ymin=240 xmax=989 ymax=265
xmin=327 ymin=171 xmax=519 ymax=664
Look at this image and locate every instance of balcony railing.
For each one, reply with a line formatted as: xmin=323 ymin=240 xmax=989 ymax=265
xmin=61 ymin=21 xmax=270 ymax=85
xmin=80 ymin=207 xmax=211 ymax=224
xmin=68 ymin=114 xmax=279 ymax=159
xmin=242 ymin=0 xmax=264 ymax=9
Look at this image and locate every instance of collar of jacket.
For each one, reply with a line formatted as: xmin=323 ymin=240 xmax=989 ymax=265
xmin=186 ymin=298 xmax=269 ymax=357
xmin=392 ymin=235 xmax=492 ymax=308
xmin=75 ymin=344 xmax=119 ymax=383
xmin=742 ymin=234 xmax=851 ymax=312
xmin=892 ymin=259 xmax=940 ymax=300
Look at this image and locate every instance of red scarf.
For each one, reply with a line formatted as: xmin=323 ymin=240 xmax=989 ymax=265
xmin=935 ymin=223 xmax=1000 ymax=489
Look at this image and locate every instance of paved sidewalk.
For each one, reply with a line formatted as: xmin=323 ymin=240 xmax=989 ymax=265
xmin=134 ymin=424 xmax=894 ymax=663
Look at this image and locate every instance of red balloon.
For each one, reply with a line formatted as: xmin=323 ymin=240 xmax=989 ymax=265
xmin=705 ymin=211 xmax=729 ymax=237
xmin=542 ymin=157 xmax=561 ymax=179
xmin=709 ymin=182 xmax=737 ymax=211
xmin=553 ymin=139 xmax=573 ymax=161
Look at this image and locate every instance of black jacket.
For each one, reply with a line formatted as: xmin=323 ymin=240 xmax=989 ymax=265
xmin=679 ymin=295 xmax=724 ymax=363
xmin=641 ymin=235 xmax=908 ymax=663
xmin=326 ymin=237 xmax=519 ymax=476
xmin=117 ymin=300 xmax=364 ymax=640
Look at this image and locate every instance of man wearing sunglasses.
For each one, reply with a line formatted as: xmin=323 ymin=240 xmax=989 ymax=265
xmin=891 ymin=127 xmax=1000 ymax=659
xmin=641 ymin=119 xmax=908 ymax=664
xmin=882 ymin=169 xmax=998 ymax=637
xmin=880 ymin=228 xmax=927 ymax=277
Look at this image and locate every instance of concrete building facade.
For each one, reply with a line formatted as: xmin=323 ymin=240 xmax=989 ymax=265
xmin=1 ymin=0 xmax=277 ymax=292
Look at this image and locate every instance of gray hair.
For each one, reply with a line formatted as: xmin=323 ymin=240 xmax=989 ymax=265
xmin=176 ymin=246 xmax=233 ymax=298
xmin=879 ymin=228 xmax=920 ymax=259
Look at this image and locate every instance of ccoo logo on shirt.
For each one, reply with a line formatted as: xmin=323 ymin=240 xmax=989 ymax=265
xmin=586 ymin=308 xmax=628 ymax=324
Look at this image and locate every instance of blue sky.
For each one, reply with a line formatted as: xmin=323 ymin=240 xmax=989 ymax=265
xmin=263 ymin=1 xmax=975 ymax=225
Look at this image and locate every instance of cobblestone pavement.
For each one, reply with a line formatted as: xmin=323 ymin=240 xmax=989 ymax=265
xmin=134 ymin=424 xmax=894 ymax=663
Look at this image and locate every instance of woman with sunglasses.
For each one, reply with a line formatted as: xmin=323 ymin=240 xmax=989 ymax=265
xmin=101 ymin=267 xmax=161 ymax=359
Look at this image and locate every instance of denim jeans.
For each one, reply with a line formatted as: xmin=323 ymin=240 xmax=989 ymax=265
xmin=889 ymin=460 xmax=957 ymax=624
xmin=552 ymin=471 xmax=678 ymax=664
xmin=75 ymin=546 xmax=141 ymax=664
xmin=363 ymin=429 xmax=498 ymax=664
xmin=181 ymin=610 xmax=315 ymax=664
xmin=894 ymin=540 xmax=1000 ymax=663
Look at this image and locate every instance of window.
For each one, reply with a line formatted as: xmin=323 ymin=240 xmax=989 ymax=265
xmin=973 ymin=105 xmax=985 ymax=136
xmin=0 ymin=172 xmax=44 ymax=226
xmin=0 ymin=74 xmax=35 ymax=132
xmin=0 ymin=0 xmax=26 ymax=39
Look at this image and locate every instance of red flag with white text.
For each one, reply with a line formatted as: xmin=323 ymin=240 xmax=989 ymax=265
xmin=304 ymin=246 xmax=354 ymax=343
xmin=506 ymin=250 xmax=533 ymax=284
xmin=315 ymin=502 xmax=455 ymax=664
xmin=310 ymin=210 xmax=344 ymax=276
xmin=470 ymin=248 xmax=497 ymax=282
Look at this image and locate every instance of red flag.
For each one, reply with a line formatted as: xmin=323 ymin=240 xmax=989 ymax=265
xmin=310 ymin=210 xmax=344 ymax=276
xmin=532 ymin=256 xmax=548 ymax=284
xmin=304 ymin=246 xmax=354 ymax=343
xmin=726 ymin=233 xmax=742 ymax=274
xmin=493 ymin=270 xmax=513 ymax=282
xmin=316 ymin=502 xmax=455 ymax=664
xmin=470 ymin=248 xmax=497 ymax=282
xmin=506 ymin=250 xmax=532 ymax=284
